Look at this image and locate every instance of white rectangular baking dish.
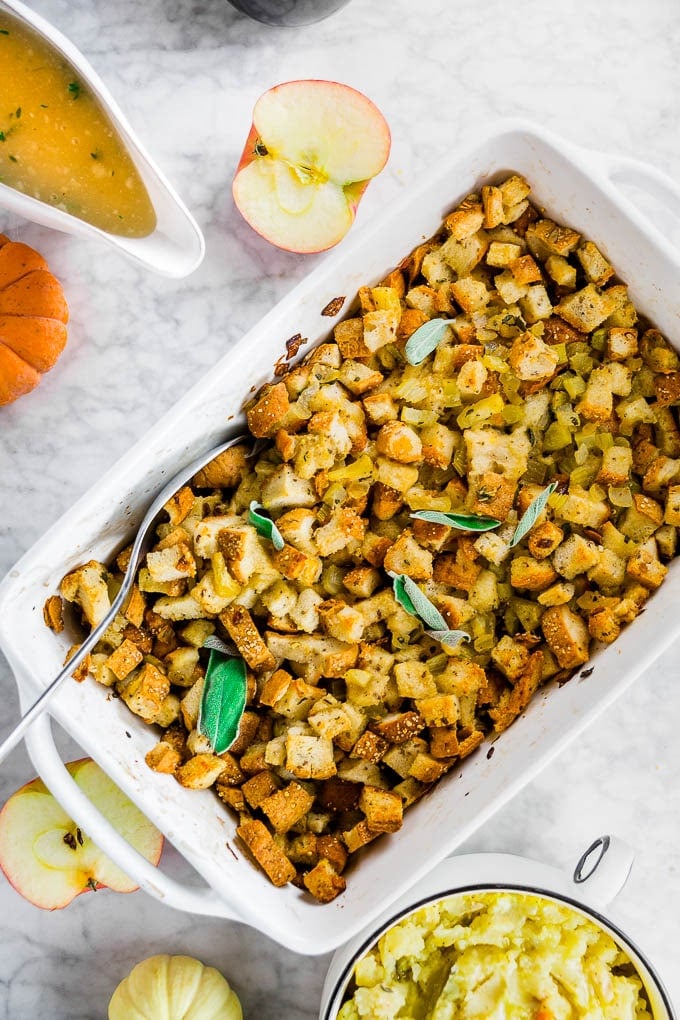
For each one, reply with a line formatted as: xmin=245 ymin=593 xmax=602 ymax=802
xmin=2 ymin=120 xmax=680 ymax=956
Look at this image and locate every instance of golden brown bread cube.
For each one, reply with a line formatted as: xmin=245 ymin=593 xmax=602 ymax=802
xmin=237 ymin=819 xmax=296 ymax=887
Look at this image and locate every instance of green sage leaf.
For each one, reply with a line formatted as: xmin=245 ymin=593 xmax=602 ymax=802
xmin=390 ymin=572 xmax=447 ymax=631
xmin=425 ymin=629 xmax=471 ymax=647
xmin=404 ymin=318 xmax=452 ymax=365
xmin=249 ymin=500 xmax=284 ymax=551
xmin=198 ymin=650 xmax=247 ymax=754
xmin=510 ymin=481 xmax=558 ymax=548
xmin=410 ymin=510 xmax=501 ymax=532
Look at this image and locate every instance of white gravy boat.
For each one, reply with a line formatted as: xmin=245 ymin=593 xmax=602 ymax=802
xmin=0 ymin=0 xmax=204 ymax=277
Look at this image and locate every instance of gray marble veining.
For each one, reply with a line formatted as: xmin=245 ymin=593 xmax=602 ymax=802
xmin=1 ymin=0 xmax=680 ymax=1016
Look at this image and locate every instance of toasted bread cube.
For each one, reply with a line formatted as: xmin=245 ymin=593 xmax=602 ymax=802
xmin=359 ymin=785 xmax=403 ymax=834
xmin=60 ymin=560 xmax=111 ymax=628
xmin=237 ymin=819 xmax=296 ymax=887
xmin=588 ymin=608 xmax=621 ymax=644
xmin=260 ymin=781 xmax=314 ymax=833
xmin=527 ymin=521 xmax=564 ymax=560
xmin=409 ymin=752 xmax=448 ymax=783
xmin=541 ymin=605 xmax=590 ymax=669
xmin=334 ymin=317 xmax=370 ymax=358
xmin=285 ymin=733 xmax=336 ymax=780
xmin=105 ymin=638 xmax=144 ymax=681
xmin=375 ymin=457 xmax=420 ymax=494
xmin=371 ymin=711 xmax=425 ymax=744
xmin=318 ymin=600 xmax=364 ymax=644
xmin=375 ymin=420 xmax=422 ymax=463
xmin=457 ymin=359 xmax=488 ymax=398
xmin=145 ymin=740 xmax=182 ymax=774
xmin=665 ymin=486 xmax=680 ymax=526
xmin=555 ymin=284 xmax=615 ymax=332
xmin=303 ymin=858 xmax=346 ymax=903
xmin=415 ymin=694 xmax=459 ymax=728
xmin=494 ymin=269 xmax=528 ymax=305
xmin=362 ymin=391 xmax=399 ymax=427
xmin=482 ymin=185 xmax=505 ymax=229
xmin=545 ymin=254 xmax=577 ymax=288
xmin=519 ymin=284 xmax=553 ymax=324
xmin=350 ymin=730 xmax=389 ymax=763
xmin=620 ymin=493 xmax=664 ymax=541
xmin=450 ymin=277 xmax=490 ymax=314
xmin=537 ymin=581 xmax=576 ymax=607
xmin=509 ymin=254 xmax=542 ymax=286
xmin=526 ymin=219 xmax=580 ymax=259
xmin=489 ymin=652 xmax=543 ymax=734
xmin=509 ymin=331 xmax=559 ymax=384
xmin=576 ymin=241 xmax=614 ymax=286
xmin=220 ymin=605 xmax=276 ymax=672
xmin=241 ymin=769 xmax=280 ymax=809
xmin=394 ymin=660 xmax=437 ymax=700
xmin=259 ymin=465 xmax=316 ymax=513
xmin=342 ymin=820 xmax=379 ymax=854
xmin=445 ymin=194 xmax=485 ymax=239
xmin=344 ymin=668 xmax=390 ymax=709
xmin=314 ymin=506 xmax=366 ymax=557
xmin=383 ymin=530 xmax=433 ymax=581
xmin=343 ymin=566 xmax=382 ymax=598
xmin=440 ymin=231 xmax=489 ymax=276
xmin=491 ymin=635 xmax=530 ymax=681
xmin=510 ymin=555 xmax=558 ymax=591
xmin=179 ymin=676 xmax=204 ymax=732
xmin=193 ymin=444 xmax=249 ymax=490
xmin=259 ymin=668 xmax=292 ymax=708
xmin=163 ymin=484 xmax=195 ymax=525
xmin=560 ymin=490 xmax=610 ymax=529
xmin=487 ymin=241 xmax=522 ymax=267
xmin=372 ymin=482 xmax=404 ymax=521
xmin=597 ymin=445 xmax=633 ymax=486
xmin=43 ymin=594 xmax=64 ymax=634
xmin=553 ymin=534 xmax=600 ymax=580
xmin=316 ymin=835 xmax=348 ymax=875
xmin=607 ymin=327 xmax=638 ymax=361
xmin=120 ymin=663 xmax=170 ymax=724
xmin=217 ymin=785 xmax=246 ymax=813
xmin=626 ymin=547 xmax=668 ymax=590
xmin=175 ymin=753 xmax=226 ymax=789
xmin=247 ymin=382 xmax=290 ymax=438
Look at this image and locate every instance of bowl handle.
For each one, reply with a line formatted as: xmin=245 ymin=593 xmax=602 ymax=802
xmin=585 ymin=150 xmax=680 ymax=256
xmin=570 ymin=835 xmax=635 ymax=908
xmin=23 ymin=712 xmax=242 ymax=922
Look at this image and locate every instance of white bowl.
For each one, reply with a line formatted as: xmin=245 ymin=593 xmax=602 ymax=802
xmin=320 ymin=836 xmax=676 ymax=1019
xmin=0 ymin=0 xmax=204 ymax=277
xmin=1 ymin=120 xmax=680 ymax=954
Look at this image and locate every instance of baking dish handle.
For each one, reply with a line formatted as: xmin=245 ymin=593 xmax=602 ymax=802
xmin=570 ymin=834 xmax=635 ymax=908
xmin=587 ymin=151 xmax=680 ymax=255
xmin=24 ymin=712 xmax=243 ymax=922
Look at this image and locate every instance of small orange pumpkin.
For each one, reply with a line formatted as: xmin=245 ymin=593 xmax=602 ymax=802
xmin=0 ymin=233 xmax=69 ymax=406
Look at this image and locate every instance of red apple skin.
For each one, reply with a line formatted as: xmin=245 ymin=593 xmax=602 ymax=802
xmin=232 ymin=80 xmax=390 ymax=254
xmin=0 ymin=758 xmax=164 ymax=910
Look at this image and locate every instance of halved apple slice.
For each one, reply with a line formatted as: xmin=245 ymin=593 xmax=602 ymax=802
xmin=233 ymin=80 xmax=390 ymax=253
xmin=0 ymin=759 xmax=163 ymax=909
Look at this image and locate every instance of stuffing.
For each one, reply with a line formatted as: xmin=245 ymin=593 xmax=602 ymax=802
xmin=53 ymin=172 xmax=679 ymax=906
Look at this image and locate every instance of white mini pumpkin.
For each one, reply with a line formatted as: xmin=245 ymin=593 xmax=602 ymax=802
xmin=108 ymin=954 xmax=243 ymax=1020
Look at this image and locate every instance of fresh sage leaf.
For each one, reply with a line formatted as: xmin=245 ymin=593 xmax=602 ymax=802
xmin=249 ymin=500 xmax=284 ymax=551
xmin=203 ymin=634 xmax=239 ymax=656
xmin=390 ymin=572 xmax=447 ymax=631
xmin=425 ymin=629 xmax=471 ymax=647
xmin=410 ymin=509 xmax=501 ymax=532
xmin=404 ymin=318 xmax=452 ymax=366
xmin=198 ymin=650 xmax=247 ymax=754
xmin=510 ymin=481 xmax=558 ymax=548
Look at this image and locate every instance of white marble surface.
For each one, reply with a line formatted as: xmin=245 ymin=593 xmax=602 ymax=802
xmin=1 ymin=0 xmax=680 ymax=1016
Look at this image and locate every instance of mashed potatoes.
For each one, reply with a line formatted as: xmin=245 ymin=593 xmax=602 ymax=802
xmin=337 ymin=891 xmax=652 ymax=1020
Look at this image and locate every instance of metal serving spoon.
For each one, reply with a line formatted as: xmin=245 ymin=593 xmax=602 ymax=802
xmin=0 ymin=433 xmax=254 ymax=766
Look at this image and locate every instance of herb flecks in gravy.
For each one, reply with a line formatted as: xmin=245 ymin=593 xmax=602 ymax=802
xmin=0 ymin=10 xmax=156 ymax=237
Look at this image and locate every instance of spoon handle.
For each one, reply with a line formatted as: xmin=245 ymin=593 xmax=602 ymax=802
xmin=0 ymin=432 xmax=251 ymax=767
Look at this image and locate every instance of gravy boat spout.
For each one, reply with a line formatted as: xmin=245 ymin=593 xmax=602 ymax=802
xmin=0 ymin=0 xmax=205 ymax=277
